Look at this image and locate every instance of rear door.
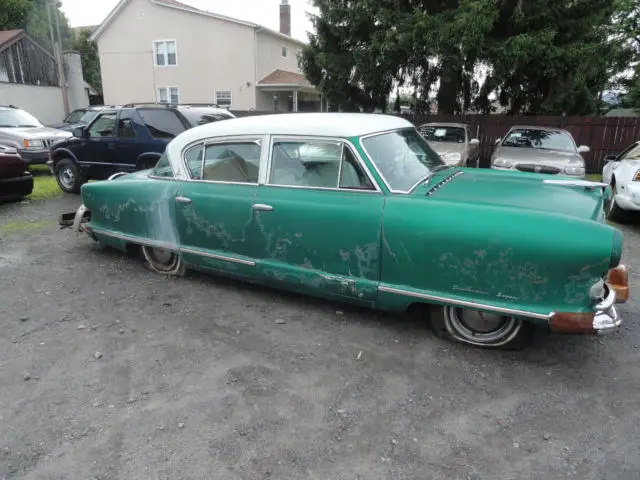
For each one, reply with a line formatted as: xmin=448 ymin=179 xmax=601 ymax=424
xmin=110 ymin=109 xmax=147 ymax=173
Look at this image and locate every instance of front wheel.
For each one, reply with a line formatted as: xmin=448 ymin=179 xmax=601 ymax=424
xmin=54 ymin=158 xmax=85 ymax=194
xmin=607 ymin=180 xmax=631 ymax=223
xmin=430 ymin=305 xmax=534 ymax=350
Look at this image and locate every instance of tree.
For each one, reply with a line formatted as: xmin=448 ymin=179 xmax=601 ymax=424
xmin=302 ymin=0 xmax=633 ymax=116
xmin=25 ymin=0 xmax=73 ymax=53
xmin=0 ymin=0 xmax=34 ymax=31
xmin=72 ymin=28 xmax=102 ymax=94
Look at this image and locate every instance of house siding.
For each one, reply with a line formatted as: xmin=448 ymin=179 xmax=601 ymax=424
xmin=97 ymin=0 xmax=256 ymax=108
xmin=255 ymin=31 xmax=302 ymax=81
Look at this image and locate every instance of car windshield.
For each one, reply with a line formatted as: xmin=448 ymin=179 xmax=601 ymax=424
xmin=419 ymin=125 xmax=465 ymax=143
xmin=361 ymin=128 xmax=445 ymax=192
xmin=179 ymin=108 xmax=234 ymax=126
xmin=501 ymin=129 xmax=576 ymax=152
xmin=0 ymin=109 xmax=43 ymax=128
xmin=79 ymin=110 xmax=101 ymax=124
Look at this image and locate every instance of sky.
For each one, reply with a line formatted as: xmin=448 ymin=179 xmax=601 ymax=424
xmin=58 ymin=0 xmax=316 ymax=42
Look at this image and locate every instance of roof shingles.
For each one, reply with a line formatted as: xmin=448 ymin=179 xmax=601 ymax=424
xmin=258 ymin=69 xmax=311 ymax=86
xmin=0 ymin=29 xmax=23 ymax=49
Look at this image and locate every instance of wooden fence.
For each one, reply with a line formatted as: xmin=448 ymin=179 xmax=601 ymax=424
xmin=230 ymin=110 xmax=640 ymax=174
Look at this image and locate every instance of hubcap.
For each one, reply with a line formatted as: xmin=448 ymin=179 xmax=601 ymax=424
xmin=444 ymin=307 xmax=522 ymax=346
xmin=142 ymin=245 xmax=181 ymax=274
xmin=59 ymin=167 xmax=75 ymax=189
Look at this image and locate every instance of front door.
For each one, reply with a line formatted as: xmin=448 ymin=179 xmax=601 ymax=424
xmin=252 ymin=136 xmax=384 ymax=304
xmin=82 ymin=111 xmax=118 ymax=178
xmin=173 ymin=136 xmax=264 ymax=279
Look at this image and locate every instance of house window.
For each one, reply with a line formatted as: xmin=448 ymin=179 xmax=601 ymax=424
xmin=282 ymin=46 xmax=287 ymax=57
xmin=215 ymin=91 xmax=232 ymax=108
xmin=153 ymin=40 xmax=177 ymax=67
xmin=158 ymin=86 xmax=179 ymax=104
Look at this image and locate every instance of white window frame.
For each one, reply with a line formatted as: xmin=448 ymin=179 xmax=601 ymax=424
xmin=157 ymin=86 xmax=180 ymax=104
xmin=153 ymin=39 xmax=178 ymax=67
xmin=214 ymin=90 xmax=232 ymax=109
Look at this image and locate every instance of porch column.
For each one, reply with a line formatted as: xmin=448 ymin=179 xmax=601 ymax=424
xmin=293 ymin=89 xmax=298 ymax=112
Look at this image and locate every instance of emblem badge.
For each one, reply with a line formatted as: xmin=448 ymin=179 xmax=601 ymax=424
xmin=534 ymin=166 xmax=542 ymax=173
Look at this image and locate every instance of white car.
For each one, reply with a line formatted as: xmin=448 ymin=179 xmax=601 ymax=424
xmin=602 ymin=140 xmax=640 ymax=221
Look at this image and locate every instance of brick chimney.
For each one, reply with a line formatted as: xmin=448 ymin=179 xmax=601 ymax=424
xmin=279 ymin=0 xmax=291 ymax=36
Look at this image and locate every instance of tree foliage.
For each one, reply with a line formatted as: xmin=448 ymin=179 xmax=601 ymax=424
xmin=0 ymin=0 xmax=34 ymax=31
xmin=72 ymin=28 xmax=102 ymax=94
xmin=301 ymin=0 xmax=636 ymax=115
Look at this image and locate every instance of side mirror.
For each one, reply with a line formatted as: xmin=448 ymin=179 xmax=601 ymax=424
xmin=604 ymin=154 xmax=618 ymax=162
xmin=577 ymin=145 xmax=590 ymax=153
xmin=72 ymin=126 xmax=86 ymax=138
xmin=469 ymin=138 xmax=480 ymax=146
xmin=494 ymin=137 xmax=502 ymax=145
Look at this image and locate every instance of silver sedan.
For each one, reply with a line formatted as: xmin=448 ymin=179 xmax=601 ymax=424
xmin=490 ymin=126 xmax=590 ymax=178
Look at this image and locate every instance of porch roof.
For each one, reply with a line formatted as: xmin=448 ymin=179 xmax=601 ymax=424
xmin=257 ymin=69 xmax=315 ymax=90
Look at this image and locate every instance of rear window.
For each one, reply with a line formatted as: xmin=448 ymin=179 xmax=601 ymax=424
xmin=138 ymin=109 xmax=188 ymax=139
xmin=179 ymin=108 xmax=234 ymax=126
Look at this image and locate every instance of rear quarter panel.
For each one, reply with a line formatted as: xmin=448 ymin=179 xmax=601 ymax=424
xmin=81 ymin=172 xmax=180 ymax=249
xmin=379 ymin=196 xmax=619 ymax=319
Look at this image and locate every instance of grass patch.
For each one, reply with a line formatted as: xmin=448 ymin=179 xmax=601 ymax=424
xmin=29 ymin=174 xmax=63 ymax=201
xmin=24 ymin=166 xmax=63 ymax=201
xmin=0 ymin=219 xmax=54 ymax=235
xmin=586 ymin=173 xmax=602 ymax=182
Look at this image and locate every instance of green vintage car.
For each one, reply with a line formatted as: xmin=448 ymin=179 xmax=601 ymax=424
xmin=62 ymin=113 xmax=629 ymax=349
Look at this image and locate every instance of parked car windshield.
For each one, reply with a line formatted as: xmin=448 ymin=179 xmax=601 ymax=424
xmin=420 ymin=125 xmax=465 ymax=143
xmin=502 ymin=129 xmax=576 ymax=152
xmin=179 ymin=108 xmax=234 ymax=126
xmin=79 ymin=110 xmax=102 ymax=124
xmin=361 ymin=128 xmax=445 ymax=192
xmin=0 ymin=109 xmax=43 ymax=128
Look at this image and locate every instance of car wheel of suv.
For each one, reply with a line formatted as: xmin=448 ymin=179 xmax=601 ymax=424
xmin=55 ymin=158 xmax=84 ymax=194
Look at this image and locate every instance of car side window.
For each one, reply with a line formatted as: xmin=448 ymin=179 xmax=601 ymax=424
xmin=184 ymin=143 xmax=203 ymax=178
xmin=201 ymin=140 xmax=261 ymax=183
xmin=270 ymin=139 xmax=374 ymax=190
xmin=116 ymin=111 xmax=136 ymax=139
xmin=138 ymin=109 xmax=187 ymax=139
xmin=339 ymin=146 xmax=375 ymax=190
xmin=87 ymin=113 xmax=117 ymax=138
xmin=151 ymin=151 xmax=174 ymax=178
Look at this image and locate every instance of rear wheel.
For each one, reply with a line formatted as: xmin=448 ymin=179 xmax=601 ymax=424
xmin=141 ymin=245 xmax=185 ymax=276
xmin=429 ymin=305 xmax=534 ymax=350
xmin=54 ymin=158 xmax=85 ymax=194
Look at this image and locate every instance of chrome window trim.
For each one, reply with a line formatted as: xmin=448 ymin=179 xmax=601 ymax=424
xmin=180 ymin=247 xmax=255 ymax=266
xmin=92 ymin=227 xmax=178 ymax=251
xmin=377 ymin=284 xmax=552 ymax=320
xmin=265 ymin=135 xmax=382 ymax=193
xmin=359 ymin=127 xmax=443 ymax=195
xmin=179 ymin=134 xmax=267 ymax=186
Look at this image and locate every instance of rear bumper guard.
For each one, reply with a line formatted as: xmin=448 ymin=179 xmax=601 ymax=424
xmin=59 ymin=204 xmax=91 ymax=234
xmin=549 ymin=284 xmax=621 ymax=335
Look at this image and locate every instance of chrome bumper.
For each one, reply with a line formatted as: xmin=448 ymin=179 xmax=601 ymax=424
xmin=593 ymin=284 xmax=621 ymax=334
xmin=72 ymin=204 xmax=89 ymax=232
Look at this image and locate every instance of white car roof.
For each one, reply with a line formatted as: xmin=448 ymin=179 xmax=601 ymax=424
xmin=177 ymin=112 xmax=412 ymax=141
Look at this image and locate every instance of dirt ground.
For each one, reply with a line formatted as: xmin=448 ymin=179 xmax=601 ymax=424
xmin=1 ymin=195 xmax=639 ymax=480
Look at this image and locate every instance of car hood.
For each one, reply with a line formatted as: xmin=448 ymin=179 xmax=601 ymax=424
xmin=493 ymin=146 xmax=584 ymax=166
xmin=415 ymin=167 xmax=605 ymax=222
xmin=0 ymin=126 xmax=72 ymax=140
xmin=427 ymin=142 xmax=466 ymax=155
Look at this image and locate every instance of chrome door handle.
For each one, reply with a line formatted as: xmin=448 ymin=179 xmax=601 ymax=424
xmin=175 ymin=196 xmax=192 ymax=204
xmin=252 ymin=203 xmax=273 ymax=212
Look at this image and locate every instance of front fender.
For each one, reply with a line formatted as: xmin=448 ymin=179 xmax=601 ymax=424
xmin=51 ymin=147 xmax=79 ymax=164
xmin=380 ymin=196 xmax=622 ymax=319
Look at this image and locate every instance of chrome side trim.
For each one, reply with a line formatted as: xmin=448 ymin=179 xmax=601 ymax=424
xmin=179 ymin=247 xmax=256 ymax=266
xmin=543 ymin=179 xmax=608 ymax=191
xmin=377 ymin=284 xmax=552 ymax=320
xmin=107 ymin=172 xmax=129 ymax=180
xmin=91 ymin=227 xmax=178 ymax=251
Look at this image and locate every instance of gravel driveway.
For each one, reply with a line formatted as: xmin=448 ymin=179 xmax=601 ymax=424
xmin=1 ymin=195 xmax=639 ymax=480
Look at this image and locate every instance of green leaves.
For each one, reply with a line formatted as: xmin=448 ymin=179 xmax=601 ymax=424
xmin=302 ymin=0 xmax=635 ymax=115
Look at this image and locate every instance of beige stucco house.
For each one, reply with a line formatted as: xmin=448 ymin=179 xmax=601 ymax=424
xmin=91 ymin=0 xmax=323 ymax=111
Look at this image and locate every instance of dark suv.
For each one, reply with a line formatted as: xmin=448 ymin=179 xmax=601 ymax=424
xmin=48 ymin=103 xmax=235 ymax=193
